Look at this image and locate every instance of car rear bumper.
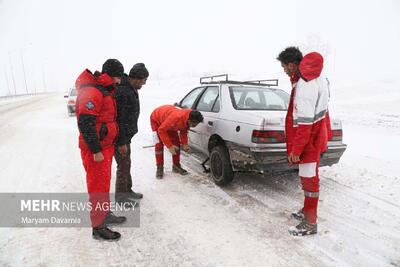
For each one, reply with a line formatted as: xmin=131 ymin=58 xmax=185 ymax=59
xmin=227 ymin=142 xmax=347 ymax=171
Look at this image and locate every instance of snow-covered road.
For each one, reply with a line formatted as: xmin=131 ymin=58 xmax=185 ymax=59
xmin=0 ymin=85 xmax=399 ymax=266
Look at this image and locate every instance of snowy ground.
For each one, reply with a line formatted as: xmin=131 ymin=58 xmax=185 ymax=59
xmin=0 ymin=79 xmax=399 ymax=267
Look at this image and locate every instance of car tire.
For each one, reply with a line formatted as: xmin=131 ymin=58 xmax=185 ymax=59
xmin=210 ymin=145 xmax=234 ymax=186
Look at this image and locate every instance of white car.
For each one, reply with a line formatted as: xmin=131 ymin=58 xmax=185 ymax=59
xmin=64 ymin=88 xmax=77 ymax=116
xmin=176 ymin=74 xmax=347 ymax=185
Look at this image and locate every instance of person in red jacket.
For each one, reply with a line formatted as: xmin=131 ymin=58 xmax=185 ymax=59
xmin=75 ymin=59 xmax=126 ymax=241
xmin=150 ymin=105 xmax=204 ymax=178
xmin=277 ymin=47 xmax=332 ymax=236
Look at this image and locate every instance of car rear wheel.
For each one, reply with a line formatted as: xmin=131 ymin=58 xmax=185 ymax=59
xmin=210 ymin=145 xmax=234 ymax=186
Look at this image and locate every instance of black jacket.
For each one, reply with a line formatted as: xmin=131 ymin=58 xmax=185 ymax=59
xmin=115 ymin=74 xmax=140 ymax=145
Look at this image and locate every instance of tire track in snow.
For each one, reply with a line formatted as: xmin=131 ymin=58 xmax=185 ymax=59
xmin=180 ymin=152 xmax=400 ymax=266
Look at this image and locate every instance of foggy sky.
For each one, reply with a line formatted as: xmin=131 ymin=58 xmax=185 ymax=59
xmin=0 ymin=0 xmax=399 ymax=95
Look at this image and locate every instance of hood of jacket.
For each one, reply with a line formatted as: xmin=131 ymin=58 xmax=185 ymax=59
xmin=75 ymin=69 xmax=115 ymax=90
xmin=299 ymin=52 xmax=324 ymax=81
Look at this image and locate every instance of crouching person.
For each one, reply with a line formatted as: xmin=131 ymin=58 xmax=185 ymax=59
xmin=150 ymin=105 xmax=203 ymax=178
xmin=75 ymin=59 xmax=127 ymax=241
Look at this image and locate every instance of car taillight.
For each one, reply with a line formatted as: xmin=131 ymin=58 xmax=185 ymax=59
xmin=68 ymin=99 xmax=75 ymax=105
xmin=330 ymin=129 xmax=342 ymax=141
xmin=252 ymin=130 xmax=285 ymax=143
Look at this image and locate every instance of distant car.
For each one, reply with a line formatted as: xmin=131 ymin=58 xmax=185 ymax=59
xmin=176 ymin=74 xmax=347 ymax=186
xmin=64 ymin=88 xmax=77 ymax=116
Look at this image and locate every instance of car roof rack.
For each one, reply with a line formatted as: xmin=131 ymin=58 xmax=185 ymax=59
xmin=200 ymin=74 xmax=278 ymax=87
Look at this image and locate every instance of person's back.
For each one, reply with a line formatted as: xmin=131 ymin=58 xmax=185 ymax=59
xmin=292 ymin=52 xmax=329 ymax=162
xmin=151 ymin=105 xmax=184 ymax=124
xmin=115 ymin=74 xmax=140 ymax=143
xmin=75 ymin=69 xmax=118 ymax=152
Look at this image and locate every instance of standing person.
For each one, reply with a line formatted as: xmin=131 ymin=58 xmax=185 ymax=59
xmin=75 ymin=59 xmax=127 ymax=241
xmin=277 ymin=47 xmax=331 ymax=236
xmin=114 ymin=63 xmax=149 ymax=204
xmin=150 ymin=105 xmax=203 ymax=178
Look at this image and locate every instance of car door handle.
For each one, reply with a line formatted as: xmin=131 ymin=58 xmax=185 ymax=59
xmin=208 ymin=121 xmax=214 ymax=126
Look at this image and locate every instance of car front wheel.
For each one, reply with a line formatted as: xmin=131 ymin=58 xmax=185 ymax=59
xmin=210 ymin=145 xmax=234 ymax=186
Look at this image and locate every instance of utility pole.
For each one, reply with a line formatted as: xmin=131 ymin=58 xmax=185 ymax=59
xmin=32 ymin=74 xmax=37 ymax=94
xmin=3 ymin=66 xmax=11 ymax=95
xmin=20 ymin=50 xmax=29 ymax=94
xmin=42 ymin=64 xmax=47 ymax=93
xmin=8 ymin=52 xmax=17 ymax=95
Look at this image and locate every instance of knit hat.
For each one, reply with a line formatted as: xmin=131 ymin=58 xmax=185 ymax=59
xmin=102 ymin=59 xmax=124 ymax=78
xmin=129 ymin=63 xmax=149 ymax=79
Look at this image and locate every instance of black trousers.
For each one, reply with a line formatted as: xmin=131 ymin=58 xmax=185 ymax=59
xmin=114 ymin=143 xmax=133 ymax=198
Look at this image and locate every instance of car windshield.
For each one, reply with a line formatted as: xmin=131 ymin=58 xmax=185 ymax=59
xmin=229 ymin=86 xmax=289 ymax=110
xmin=70 ymin=89 xmax=77 ymax=96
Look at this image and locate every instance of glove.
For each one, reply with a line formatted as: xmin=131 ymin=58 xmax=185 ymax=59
xmin=182 ymin=144 xmax=191 ymax=154
xmin=168 ymin=145 xmax=179 ymax=155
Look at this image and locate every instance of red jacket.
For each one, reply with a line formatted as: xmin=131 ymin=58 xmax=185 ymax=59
xmin=285 ymin=73 xmax=300 ymax=158
xmin=285 ymin=52 xmax=332 ymax=163
xmin=75 ymin=69 xmax=118 ymax=152
xmin=150 ymin=105 xmax=191 ymax=148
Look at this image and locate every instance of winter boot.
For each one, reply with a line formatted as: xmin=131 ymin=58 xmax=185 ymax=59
xmin=103 ymin=212 xmax=127 ymax=226
xmin=128 ymin=189 xmax=143 ymax=199
xmin=156 ymin=166 xmax=164 ymax=179
xmin=288 ymin=220 xmax=317 ymax=236
xmin=291 ymin=208 xmax=305 ymax=221
xmin=92 ymin=226 xmax=121 ymax=241
xmin=115 ymin=197 xmax=138 ymax=209
xmin=172 ymin=164 xmax=188 ymax=175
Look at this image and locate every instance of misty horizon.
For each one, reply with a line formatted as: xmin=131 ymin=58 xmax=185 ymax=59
xmin=0 ymin=0 xmax=399 ymax=95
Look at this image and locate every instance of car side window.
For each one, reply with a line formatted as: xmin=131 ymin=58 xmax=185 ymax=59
xmin=195 ymin=87 xmax=219 ymax=112
xmin=180 ymin=87 xmax=205 ymax=109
